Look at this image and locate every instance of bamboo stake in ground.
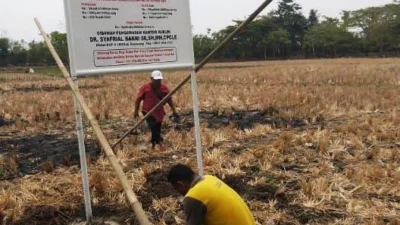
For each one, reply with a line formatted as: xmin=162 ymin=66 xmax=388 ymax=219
xmin=34 ymin=18 xmax=152 ymax=225
xmin=111 ymin=0 xmax=274 ymax=149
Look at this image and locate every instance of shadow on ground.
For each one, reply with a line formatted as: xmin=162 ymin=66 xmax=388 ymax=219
xmin=176 ymin=108 xmax=306 ymax=131
xmin=0 ymin=84 xmax=106 ymax=94
xmin=0 ymin=133 xmax=100 ymax=180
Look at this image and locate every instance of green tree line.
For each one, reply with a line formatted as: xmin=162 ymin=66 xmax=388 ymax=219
xmin=195 ymin=0 xmax=400 ymax=61
xmin=0 ymin=0 xmax=399 ymax=67
xmin=0 ymin=31 xmax=67 ymax=67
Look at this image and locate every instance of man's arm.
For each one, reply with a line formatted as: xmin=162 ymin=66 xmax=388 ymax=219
xmin=133 ymin=97 xmax=142 ymax=118
xmin=183 ymin=197 xmax=207 ymax=225
xmin=161 ymin=85 xmax=177 ymax=115
xmin=134 ymin=85 xmax=148 ymax=118
xmin=167 ymin=97 xmax=177 ymax=115
xmin=134 ymin=86 xmax=146 ymax=118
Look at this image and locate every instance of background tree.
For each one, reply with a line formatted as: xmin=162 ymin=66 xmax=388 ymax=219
xmin=305 ymin=9 xmax=320 ymax=56
xmin=304 ymin=18 xmax=356 ymax=57
xmin=50 ymin=31 xmax=68 ymax=64
xmin=264 ymin=28 xmax=291 ymax=58
xmin=8 ymin=40 xmax=28 ymax=66
xmin=269 ymin=0 xmax=308 ymax=56
xmin=308 ymin=9 xmax=319 ymax=28
xmin=343 ymin=1 xmax=400 ymax=55
xmin=27 ymin=41 xmax=52 ymax=65
xmin=0 ymin=38 xmax=10 ymax=66
xmin=193 ymin=33 xmax=215 ymax=62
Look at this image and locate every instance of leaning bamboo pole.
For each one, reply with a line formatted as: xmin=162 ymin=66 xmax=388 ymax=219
xmin=111 ymin=0 xmax=275 ymax=149
xmin=34 ymin=18 xmax=152 ymax=225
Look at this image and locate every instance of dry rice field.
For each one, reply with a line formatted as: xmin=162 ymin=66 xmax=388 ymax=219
xmin=1 ymin=58 xmax=400 ymax=224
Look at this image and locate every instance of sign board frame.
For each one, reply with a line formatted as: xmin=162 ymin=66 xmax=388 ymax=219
xmin=62 ymin=0 xmax=202 ymax=221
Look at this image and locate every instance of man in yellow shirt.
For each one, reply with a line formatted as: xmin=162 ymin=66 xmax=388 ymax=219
xmin=167 ymin=164 xmax=256 ymax=225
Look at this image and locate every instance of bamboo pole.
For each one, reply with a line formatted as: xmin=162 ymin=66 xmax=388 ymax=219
xmin=34 ymin=18 xmax=152 ymax=225
xmin=111 ymin=0 xmax=274 ymax=149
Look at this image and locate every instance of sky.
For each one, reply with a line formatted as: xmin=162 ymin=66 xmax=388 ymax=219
xmin=0 ymin=0 xmax=393 ymax=42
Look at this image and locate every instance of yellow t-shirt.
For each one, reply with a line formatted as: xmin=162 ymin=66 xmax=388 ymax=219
xmin=184 ymin=175 xmax=255 ymax=225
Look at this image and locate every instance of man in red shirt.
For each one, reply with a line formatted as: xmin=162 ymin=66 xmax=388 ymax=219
xmin=134 ymin=70 xmax=178 ymax=150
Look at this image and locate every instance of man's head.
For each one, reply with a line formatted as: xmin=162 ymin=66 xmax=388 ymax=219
xmin=167 ymin=164 xmax=196 ymax=196
xmin=150 ymin=70 xmax=163 ymax=89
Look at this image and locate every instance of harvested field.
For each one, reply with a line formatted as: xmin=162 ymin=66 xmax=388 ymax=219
xmin=1 ymin=58 xmax=400 ymax=224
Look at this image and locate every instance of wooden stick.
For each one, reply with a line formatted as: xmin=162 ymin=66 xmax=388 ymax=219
xmin=111 ymin=0 xmax=274 ymax=149
xmin=34 ymin=18 xmax=152 ymax=225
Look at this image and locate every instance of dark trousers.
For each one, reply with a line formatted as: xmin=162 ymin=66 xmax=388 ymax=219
xmin=143 ymin=112 xmax=163 ymax=145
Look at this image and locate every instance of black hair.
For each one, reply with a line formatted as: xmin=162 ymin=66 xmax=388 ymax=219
xmin=167 ymin=164 xmax=195 ymax=184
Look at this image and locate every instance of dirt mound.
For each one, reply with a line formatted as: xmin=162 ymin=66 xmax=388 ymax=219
xmin=138 ymin=169 xmax=179 ymax=208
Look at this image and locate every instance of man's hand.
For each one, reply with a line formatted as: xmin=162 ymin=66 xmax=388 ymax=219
xmin=133 ymin=111 xmax=139 ymax=119
xmin=170 ymin=113 xmax=181 ymax=123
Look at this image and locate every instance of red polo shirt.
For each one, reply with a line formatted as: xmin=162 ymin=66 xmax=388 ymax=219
xmin=137 ymin=83 xmax=170 ymax=122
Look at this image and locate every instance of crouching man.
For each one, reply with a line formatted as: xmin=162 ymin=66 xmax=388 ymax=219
xmin=167 ymin=164 xmax=256 ymax=225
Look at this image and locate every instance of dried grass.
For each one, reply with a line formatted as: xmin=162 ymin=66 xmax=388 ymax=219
xmin=1 ymin=58 xmax=400 ymax=224
xmin=0 ymin=155 xmax=19 ymax=179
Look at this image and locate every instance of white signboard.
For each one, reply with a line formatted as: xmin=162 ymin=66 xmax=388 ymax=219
xmin=64 ymin=0 xmax=195 ymax=76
